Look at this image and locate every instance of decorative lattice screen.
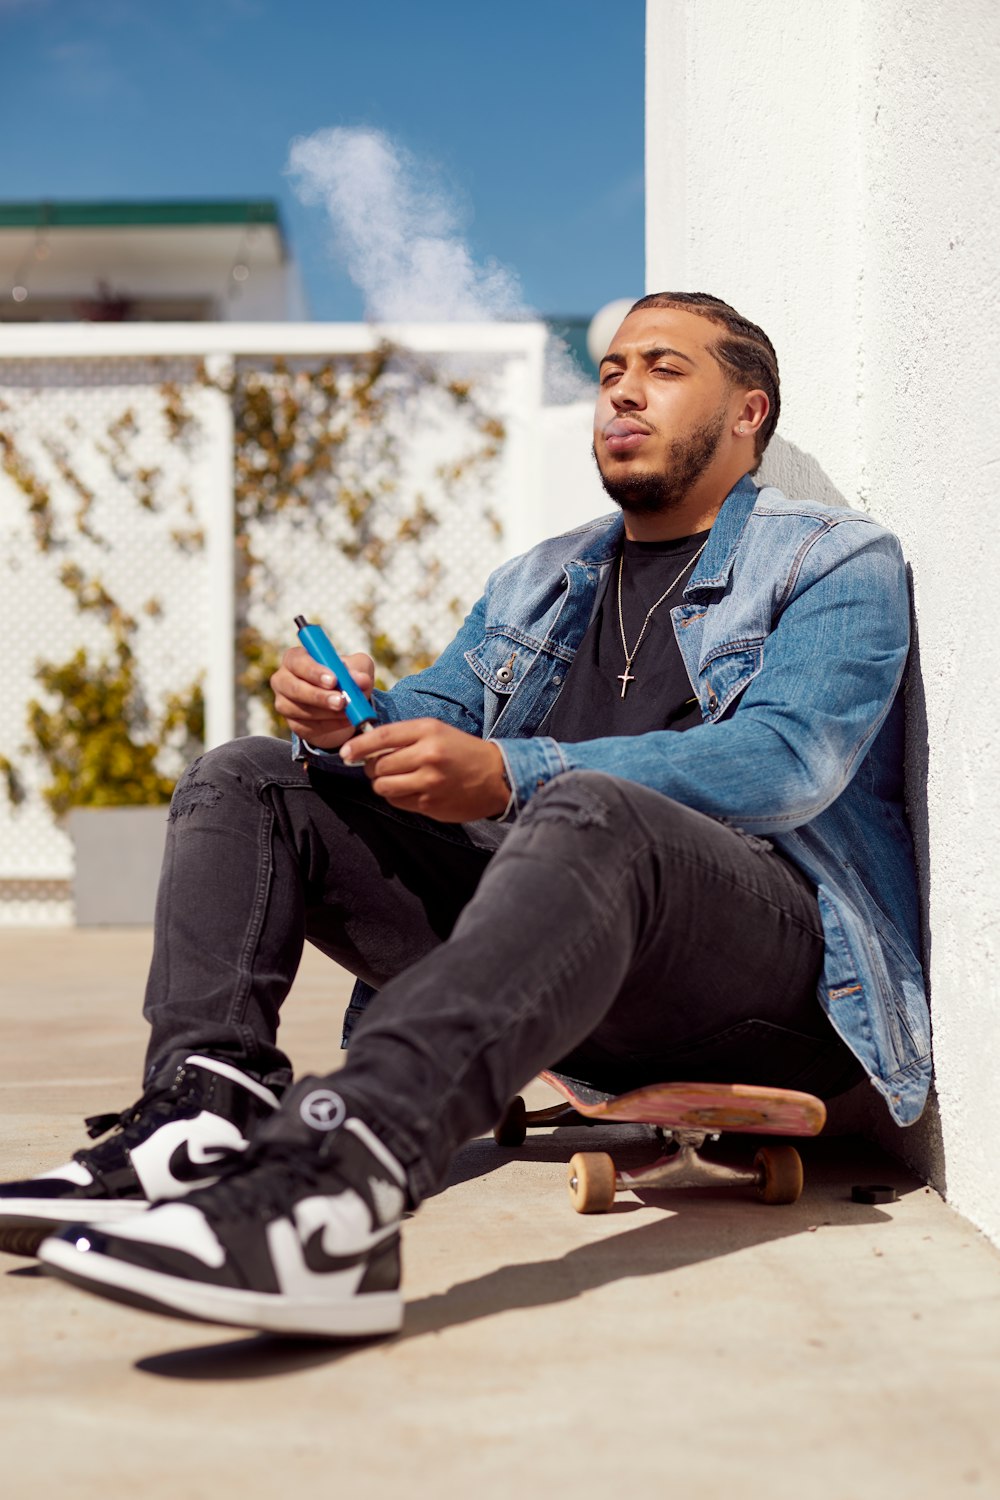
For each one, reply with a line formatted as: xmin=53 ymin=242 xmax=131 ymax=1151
xmin=0 ymin=331 xmax=536 ymax=925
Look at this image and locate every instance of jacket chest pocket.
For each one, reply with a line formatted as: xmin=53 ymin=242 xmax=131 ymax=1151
xmin=465 ymin=632 xmax=529 ymax=695
xmin=699 ymin=642 xmax=763 ymax=721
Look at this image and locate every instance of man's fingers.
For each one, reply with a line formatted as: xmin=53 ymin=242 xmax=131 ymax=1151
xmin=273 ymin=682 xmax=346 ymax=718
xmin=275 ymin=646 xmax=374 ymax=690
xmin=341 ymin=718 xmax=438 ymax=764
xmin=271 ymin=649 xmax=374 ymax=713
xmin=369 ymin=768 xmax=433 ymax=803
xmin=356 ymin=742 xmax=421 ymax=775
xmin=341 ymin=724 xmax=395 ymax=760
xmin=280 ymin=645 xmax=343 ymax=690
xmin=271 ymin=663 xmax=335 ymax=708
xmin=271 ymin=679 xmax=350 ymax=719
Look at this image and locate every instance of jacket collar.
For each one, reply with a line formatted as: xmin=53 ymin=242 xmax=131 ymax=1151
xmin=568 ymin=473 xmax=760 ymax=591
xmin=685 ymin=474 xmax=759 ymax=597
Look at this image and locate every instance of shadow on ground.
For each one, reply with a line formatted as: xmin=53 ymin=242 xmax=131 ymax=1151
xmin=130 ymin=1137 xmax=900 ymax=1383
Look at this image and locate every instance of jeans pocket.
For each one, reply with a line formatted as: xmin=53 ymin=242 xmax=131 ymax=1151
xmin=341 ymin=979 xmax=377 ymax=1049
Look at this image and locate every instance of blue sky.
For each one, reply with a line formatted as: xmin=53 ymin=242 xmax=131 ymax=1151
xmin=0 ymin=0 xmax=646 ymax=321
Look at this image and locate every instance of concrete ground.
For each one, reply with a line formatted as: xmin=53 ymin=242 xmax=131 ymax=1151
xmin=1 ymin=929 xmax=999 ymax=1500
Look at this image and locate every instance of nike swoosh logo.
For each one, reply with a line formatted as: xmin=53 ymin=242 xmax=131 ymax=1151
xmin=167 ymin=1141 xmax=233 ymax=1183
xmin=301 ymin=1224 xmax=399 ymax=1275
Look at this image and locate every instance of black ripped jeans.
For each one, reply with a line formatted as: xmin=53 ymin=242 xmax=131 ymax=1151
xmin=145 ymin=736 xmax=863 ymax=1202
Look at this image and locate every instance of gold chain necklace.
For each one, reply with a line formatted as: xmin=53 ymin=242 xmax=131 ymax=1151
xmin=616 ymin=539 xmax=708 ymax=699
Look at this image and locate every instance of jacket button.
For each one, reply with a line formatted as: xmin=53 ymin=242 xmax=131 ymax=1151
xmin=497 ymin=668 xmax=512 ymax=684
xmin=707 ymin=692 xmax=719 ymax=713
xmin=553 ymin=674 xmax=562 ymax=686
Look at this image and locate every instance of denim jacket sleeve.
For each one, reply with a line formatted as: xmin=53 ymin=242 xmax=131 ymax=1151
xmin=370 ymin=591 xmax=490 ymax=731
xmin=495 ymin=520 xmax=911 ymax=836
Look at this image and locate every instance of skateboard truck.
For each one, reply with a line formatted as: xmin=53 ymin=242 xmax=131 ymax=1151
xmin=494 ymin=1075 xmax=822 ymax=1214
xmin=566 ymin=1127 xmax=804 ymax=1213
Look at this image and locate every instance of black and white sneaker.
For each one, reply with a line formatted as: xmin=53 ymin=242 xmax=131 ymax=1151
xmin=39 ymin=1084 xmax=407 ymax=1339
xmin=0 ymin=1055 xmax=280 ymax=1255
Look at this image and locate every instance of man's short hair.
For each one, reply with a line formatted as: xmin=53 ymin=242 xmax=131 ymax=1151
xmin=628 ymin=292 xmax=781 ymax=469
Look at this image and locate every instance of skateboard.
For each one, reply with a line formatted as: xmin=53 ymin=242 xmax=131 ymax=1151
xmin=493 ymin=1072 xmax=827 ymax=1213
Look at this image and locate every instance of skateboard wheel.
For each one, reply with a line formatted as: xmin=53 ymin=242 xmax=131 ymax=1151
xmin=493 ymin=1096 xmax=528 ymax=1147
xmin=567 ymin=1152 xmax=617 ymax=1213
xmin=753 ymin=1145 xmax=804 ymax=1205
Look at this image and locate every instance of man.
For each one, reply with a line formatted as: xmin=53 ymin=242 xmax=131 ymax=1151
xmin=0 ymin=293 xmax=929 ymax=1340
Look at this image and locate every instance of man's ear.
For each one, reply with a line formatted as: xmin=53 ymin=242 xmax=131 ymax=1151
xmin=733 ymin=389 xmax=769 ymax=437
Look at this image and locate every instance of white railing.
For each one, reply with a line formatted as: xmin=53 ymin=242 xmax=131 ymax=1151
xmin=0 ymin=321 xmax=546 ymax=923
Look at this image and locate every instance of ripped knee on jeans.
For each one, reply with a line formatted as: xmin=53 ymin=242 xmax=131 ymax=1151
xmin=168 ymin=757 xmax=223 ymax=822
xmin=520 ymin=772 xmax=612 ymax=831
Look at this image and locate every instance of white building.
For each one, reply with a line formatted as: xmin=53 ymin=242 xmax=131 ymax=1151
xmin=0 ymin=199 xmax=307 ymax=322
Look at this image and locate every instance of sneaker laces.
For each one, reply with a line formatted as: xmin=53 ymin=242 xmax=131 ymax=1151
xmin=74 ymin=1065 xmax=220 ymax=1170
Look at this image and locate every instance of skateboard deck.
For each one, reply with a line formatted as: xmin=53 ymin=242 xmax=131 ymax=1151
xmin=536 ymin=1071 xmax=827 ymax=1137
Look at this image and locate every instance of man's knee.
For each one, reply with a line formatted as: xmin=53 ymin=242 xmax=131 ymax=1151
xmin=521 ymin=770 xmax=629 ymax=832
xmin=168 ymin=736 xmax=296 ymax=822
xmin=522 ymin=771 xmax=699 ymax=845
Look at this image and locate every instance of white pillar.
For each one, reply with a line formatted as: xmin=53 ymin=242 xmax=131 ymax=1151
xmin=201 ymin=352 xmax=236 ymax=749
xmin=644 ymin=0 xmax=1000 ymax=1245
xmin=498 ymin=325 xmax=548 ymax=557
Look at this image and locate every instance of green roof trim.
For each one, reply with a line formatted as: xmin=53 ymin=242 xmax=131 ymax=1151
xmin=0 ymin=199 xmax=283 ymax=235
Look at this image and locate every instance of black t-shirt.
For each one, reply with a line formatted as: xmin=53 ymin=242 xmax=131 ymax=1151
xmin=541 ymin=530 xmax=710 ymax=743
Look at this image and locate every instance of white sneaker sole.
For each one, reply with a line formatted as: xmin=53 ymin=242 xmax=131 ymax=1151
xmin=39 ymin=1235 xmax=403 ymax=1339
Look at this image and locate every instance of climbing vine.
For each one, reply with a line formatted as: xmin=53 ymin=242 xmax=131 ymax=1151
xmin=0 ymin=381 xmax=207 ymax=811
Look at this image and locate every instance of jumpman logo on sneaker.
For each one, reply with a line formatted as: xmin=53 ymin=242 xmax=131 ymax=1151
xmin=299 ymin=1090 xmax=347 ymax=1132
xmin=167 ymin=1139 xmax=240 ymax=1183
xmin=300 ymin=1222 xmax=397 ymax=1275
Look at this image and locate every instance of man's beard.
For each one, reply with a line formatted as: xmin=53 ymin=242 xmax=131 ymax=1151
xmin=594 ymin=406 xmax=727 ymax=516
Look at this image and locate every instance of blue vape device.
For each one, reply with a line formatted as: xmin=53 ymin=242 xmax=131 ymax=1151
xmin=294 ymin=615 xmax=378 ymax=735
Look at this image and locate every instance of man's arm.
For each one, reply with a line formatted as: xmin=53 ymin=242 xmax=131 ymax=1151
xmin=493 ymin=521 xmax=910 ymax=834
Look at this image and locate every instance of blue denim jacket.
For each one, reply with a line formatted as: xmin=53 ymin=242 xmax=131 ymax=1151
xmin=302 ymin=475 xmax=929 ymax=1126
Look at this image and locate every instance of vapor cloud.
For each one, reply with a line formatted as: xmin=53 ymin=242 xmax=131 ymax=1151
xmin=286 ymin=125 xmax=593 ymax=403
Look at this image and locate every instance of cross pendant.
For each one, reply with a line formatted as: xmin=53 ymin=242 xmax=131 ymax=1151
xmin=618 ymin=664 xmax=636 ymax=698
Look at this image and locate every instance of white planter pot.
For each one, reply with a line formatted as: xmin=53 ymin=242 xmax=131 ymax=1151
xmin=67 ymin=806 xmax=169 ymax=926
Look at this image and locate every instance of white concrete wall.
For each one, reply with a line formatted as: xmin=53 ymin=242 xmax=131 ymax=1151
xmin=537 ymin=402 xmax=612 ymax=544
xmin=645 ymin=0 xmax=1000 ymax=1244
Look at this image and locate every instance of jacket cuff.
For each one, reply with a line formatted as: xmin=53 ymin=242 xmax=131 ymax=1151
xmin=488 ymin=743 xmax=517 ymax=822
xmin=291 ymin=732 xmax=349 ymax=769
xmin=491 ymin=736 xmax=568 ymax=819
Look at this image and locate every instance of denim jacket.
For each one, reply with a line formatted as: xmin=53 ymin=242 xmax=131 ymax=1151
xmin=302 ymin=475 xmax=929 ymax=1126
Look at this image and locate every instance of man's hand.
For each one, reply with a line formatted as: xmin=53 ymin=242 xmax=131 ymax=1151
xmin=270 ymin=646 xmax=375 ymax=750
xmin=341 ymin=719 xmax=510 ymax=823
